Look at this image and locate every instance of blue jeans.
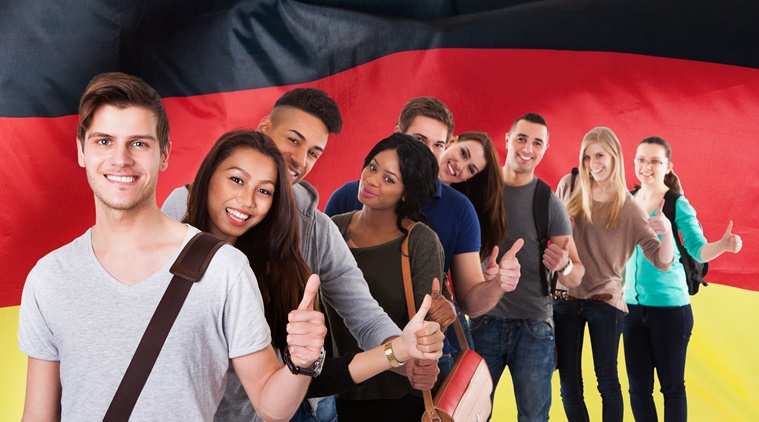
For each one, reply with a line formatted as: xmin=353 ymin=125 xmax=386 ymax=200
xmin=469 ymin=315 xmax=555 ymax=422
xmin=290 ymin=396 xmax=338 ymax=422
xmin=553 ymin=299 xmax=625 ymax=422
xmin=439 ymin=303 xmax=475 ymax=379
xmin=623 ymin=304 xmax=693 ymax=422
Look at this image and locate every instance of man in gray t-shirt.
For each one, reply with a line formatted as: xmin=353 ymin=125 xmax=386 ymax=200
xmin=469 ymin=113 xmax=585 ymax=422
xmin=18 ymin=73 xmax=326 ymax=421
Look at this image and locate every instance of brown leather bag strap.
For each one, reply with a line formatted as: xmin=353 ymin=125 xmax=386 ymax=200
xmin=400 ymin=223 xmax=466 ymax=421
xmin=103 ymin=232 xmax=226 ymax=422
xmin=400 ymin=222 xmax=419 ymax=320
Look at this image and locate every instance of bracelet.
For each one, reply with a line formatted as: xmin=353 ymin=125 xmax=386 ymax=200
xmin=384 ymin=340 xmax=405 ymax=367
xmin=560 ymin=259 xmax=574 ymax=276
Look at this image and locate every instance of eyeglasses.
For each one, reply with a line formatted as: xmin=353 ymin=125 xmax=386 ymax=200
xmin=634 ymin=157 xmax=668 ymax=166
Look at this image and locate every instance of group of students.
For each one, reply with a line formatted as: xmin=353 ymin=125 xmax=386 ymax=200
xmin=17 ymin=71 xmax=741 ymax=422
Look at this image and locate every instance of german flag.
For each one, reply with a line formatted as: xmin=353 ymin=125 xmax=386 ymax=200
xmin=1 ymin=1 xmax=757 ymax=420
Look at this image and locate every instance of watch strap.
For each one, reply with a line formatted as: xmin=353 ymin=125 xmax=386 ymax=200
xmin=284 ymin=346 xmax=325 ymax=377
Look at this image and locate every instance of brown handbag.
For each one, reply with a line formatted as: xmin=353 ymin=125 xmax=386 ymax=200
xmin=400 ymin=224 xmax=493 ymax=422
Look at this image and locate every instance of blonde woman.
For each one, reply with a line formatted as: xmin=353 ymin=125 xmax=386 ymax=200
xmin=554 ymin=127 xmax=674 ymax=422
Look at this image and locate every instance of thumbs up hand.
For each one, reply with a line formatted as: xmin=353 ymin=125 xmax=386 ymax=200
xmin=543 ymin=238 xmax=570 ymax=272
xmin=487 ymin=239 xmax=523 ymax=292
xmin=399 ymin=294 xmax=444 ymax=361
xmin=648 ymin=199 xmax=671 ymax=235
xmin=720 ymin=220 xmax=743 ymax=253
xmin=406 ymin=357 xmax=440 ymax=390
xmin=286 ymin=274 xmax=327 ymax=368
xmin=427 ymin=278 xmax=456 ymax=331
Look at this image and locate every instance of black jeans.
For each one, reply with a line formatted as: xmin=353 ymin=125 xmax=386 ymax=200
xmin=554 ymin=299 xmax=625 ymax=422
xmin=623 ymin=304 xmax=694 ymax=422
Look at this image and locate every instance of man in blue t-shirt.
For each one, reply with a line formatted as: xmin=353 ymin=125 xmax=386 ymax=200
xmin=325 ymin=97 xmax=523 ymax=380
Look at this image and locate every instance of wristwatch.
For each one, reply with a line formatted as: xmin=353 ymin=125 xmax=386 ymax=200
xmin=560 ymin=259 xmax=574 ymax=276
xmin=283 ymin=347 xmax=325 ymax=377
xmin=384 ymin=340 xmax=406 ymax=367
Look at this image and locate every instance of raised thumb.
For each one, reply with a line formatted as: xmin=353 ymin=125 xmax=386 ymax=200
xmin=488 ymin=246 xmax=499 ymax=267
xmin=656 ymin=198 xmax=665 ymax=216
xmin=410 ymin=294 xmax=432 ymax=324
xmin=503 ymin=238 xmax=525 ymax=260
xmin=297 ymin=274 xmax=320 ymax=310
xmin=431 ymin=278 xmax=440 ymax=298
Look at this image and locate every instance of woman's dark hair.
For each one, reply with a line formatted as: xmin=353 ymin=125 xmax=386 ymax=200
xmin=183 ymin=129 xmax=310 ymax=350
xmin=635 ymin=136 xmax=682 ymax=193
xmin=361 ymin=133 xmax=439 ymax=233
xmin=450 ymin=131 xmax=508 ymax=260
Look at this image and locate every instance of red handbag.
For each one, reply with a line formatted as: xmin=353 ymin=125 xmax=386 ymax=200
xmin=401 ymin=224 xmax=493 ymax=422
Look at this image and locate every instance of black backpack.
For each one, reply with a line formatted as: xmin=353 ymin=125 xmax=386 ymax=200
xmin=631 ymin=187 xmax=709 ymax=295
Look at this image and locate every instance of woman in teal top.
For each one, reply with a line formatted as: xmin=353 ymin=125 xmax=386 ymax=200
xmin=623 ymin=136 xmax=742 ymax=422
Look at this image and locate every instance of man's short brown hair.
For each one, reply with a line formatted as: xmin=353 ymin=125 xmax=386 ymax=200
xmin=396 ymin=97 xmax=454 ymax=141
xmin=77 ymin=72 xmax=170 ymax=153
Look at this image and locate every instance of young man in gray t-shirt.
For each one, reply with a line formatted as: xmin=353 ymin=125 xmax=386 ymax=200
xmin=469 ymin=113 xmax=585 ymax=421
xmin=18 ymin=73 xmax=326 ymax=421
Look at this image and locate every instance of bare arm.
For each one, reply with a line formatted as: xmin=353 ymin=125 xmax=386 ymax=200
xmin=234 ymin=274 xmax=326 ymax=422
xmin=451 ymin=240 xmax=523 ymax=318
xmin=545 ymin=235 xmax=585 ymax=288
xmin=232 ymin=346 xmax=310 ymax=422
xmin=21 ymin=358 xmax=61 ymax=422
xmin=698 ymin=221 xmax=743 ymax=261
xmin=448 ymin=251 xmax=499 ymax=318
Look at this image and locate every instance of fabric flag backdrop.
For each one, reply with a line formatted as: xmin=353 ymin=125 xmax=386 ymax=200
xmin=1 ymin=1 xmax=757 ymax=420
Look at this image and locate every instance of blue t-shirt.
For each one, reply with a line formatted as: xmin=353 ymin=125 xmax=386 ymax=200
xmin=325 ymin=179 xmax=481 ymax=273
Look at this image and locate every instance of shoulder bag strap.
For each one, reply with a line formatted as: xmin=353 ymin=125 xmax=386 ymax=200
xmin=103 ymin=232 xmax=226 ymax=422
xmin=400 ymin=223 xmax=468 ymax=421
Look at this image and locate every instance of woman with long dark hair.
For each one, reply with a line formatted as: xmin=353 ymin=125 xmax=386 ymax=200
xmin=181 ymin=129 xmax=444 ymax=422
xmin=554 ymin=127 xmax=675 ymax=422
xmin=444 ymin=131 xmax=508 ymax=261
xmin=623 ymin=136 xmax=741 ymax=421
xmin=328 ymin=133 xmax=446 ymax=421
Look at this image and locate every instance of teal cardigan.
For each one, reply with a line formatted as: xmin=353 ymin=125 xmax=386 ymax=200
xmin=624 ymin=195 xmax=706 ymax=307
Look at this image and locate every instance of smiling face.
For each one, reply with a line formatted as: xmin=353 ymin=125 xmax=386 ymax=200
xmin=258 ymin=106 xmax=329 ymax=185
xmin=77 ymin=104 xmax=168 ymax=214
xmin=438 ymin=139 xmax=487 ymax=185
xmin=505 ymin=119 xmax=548 ymax=176
xmin=634 ymin=143 xmax=672 ymax=187
xmin=399 ymin=115 xmax=450 ymax=161
xmin=583 ymin=141 xmax=614 ymax=184
xmin=206 ymin=147 xmax=277 ymax=244
xmin=358 ymin=149 xmax=405 ymax=211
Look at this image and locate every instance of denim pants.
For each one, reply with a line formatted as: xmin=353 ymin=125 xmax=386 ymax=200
xmin=623 ymin=304 xmax=693 ymax=422
xmin=469 ymin=315 xmax=555 ymax=422
xmin=553 ymin=299 xmax=625 ymax=422
xmin=290 ymin=396 xmax=338 ymax=422
xmin=438 ymin=304 xmax=475 ymax=378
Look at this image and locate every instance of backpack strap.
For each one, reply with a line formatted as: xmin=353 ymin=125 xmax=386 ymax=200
xmin=662 ymin=188 xmax=694 ymax=279
xmin=103 ymin=232 xmax=227 ymax=422
xmin=570 ymin=167 xmax=579 ymax=196
xmin=533 ymin=178 xmax=552 ymax=296
xmin=661 ymin=189 xmax=682 ymax=253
